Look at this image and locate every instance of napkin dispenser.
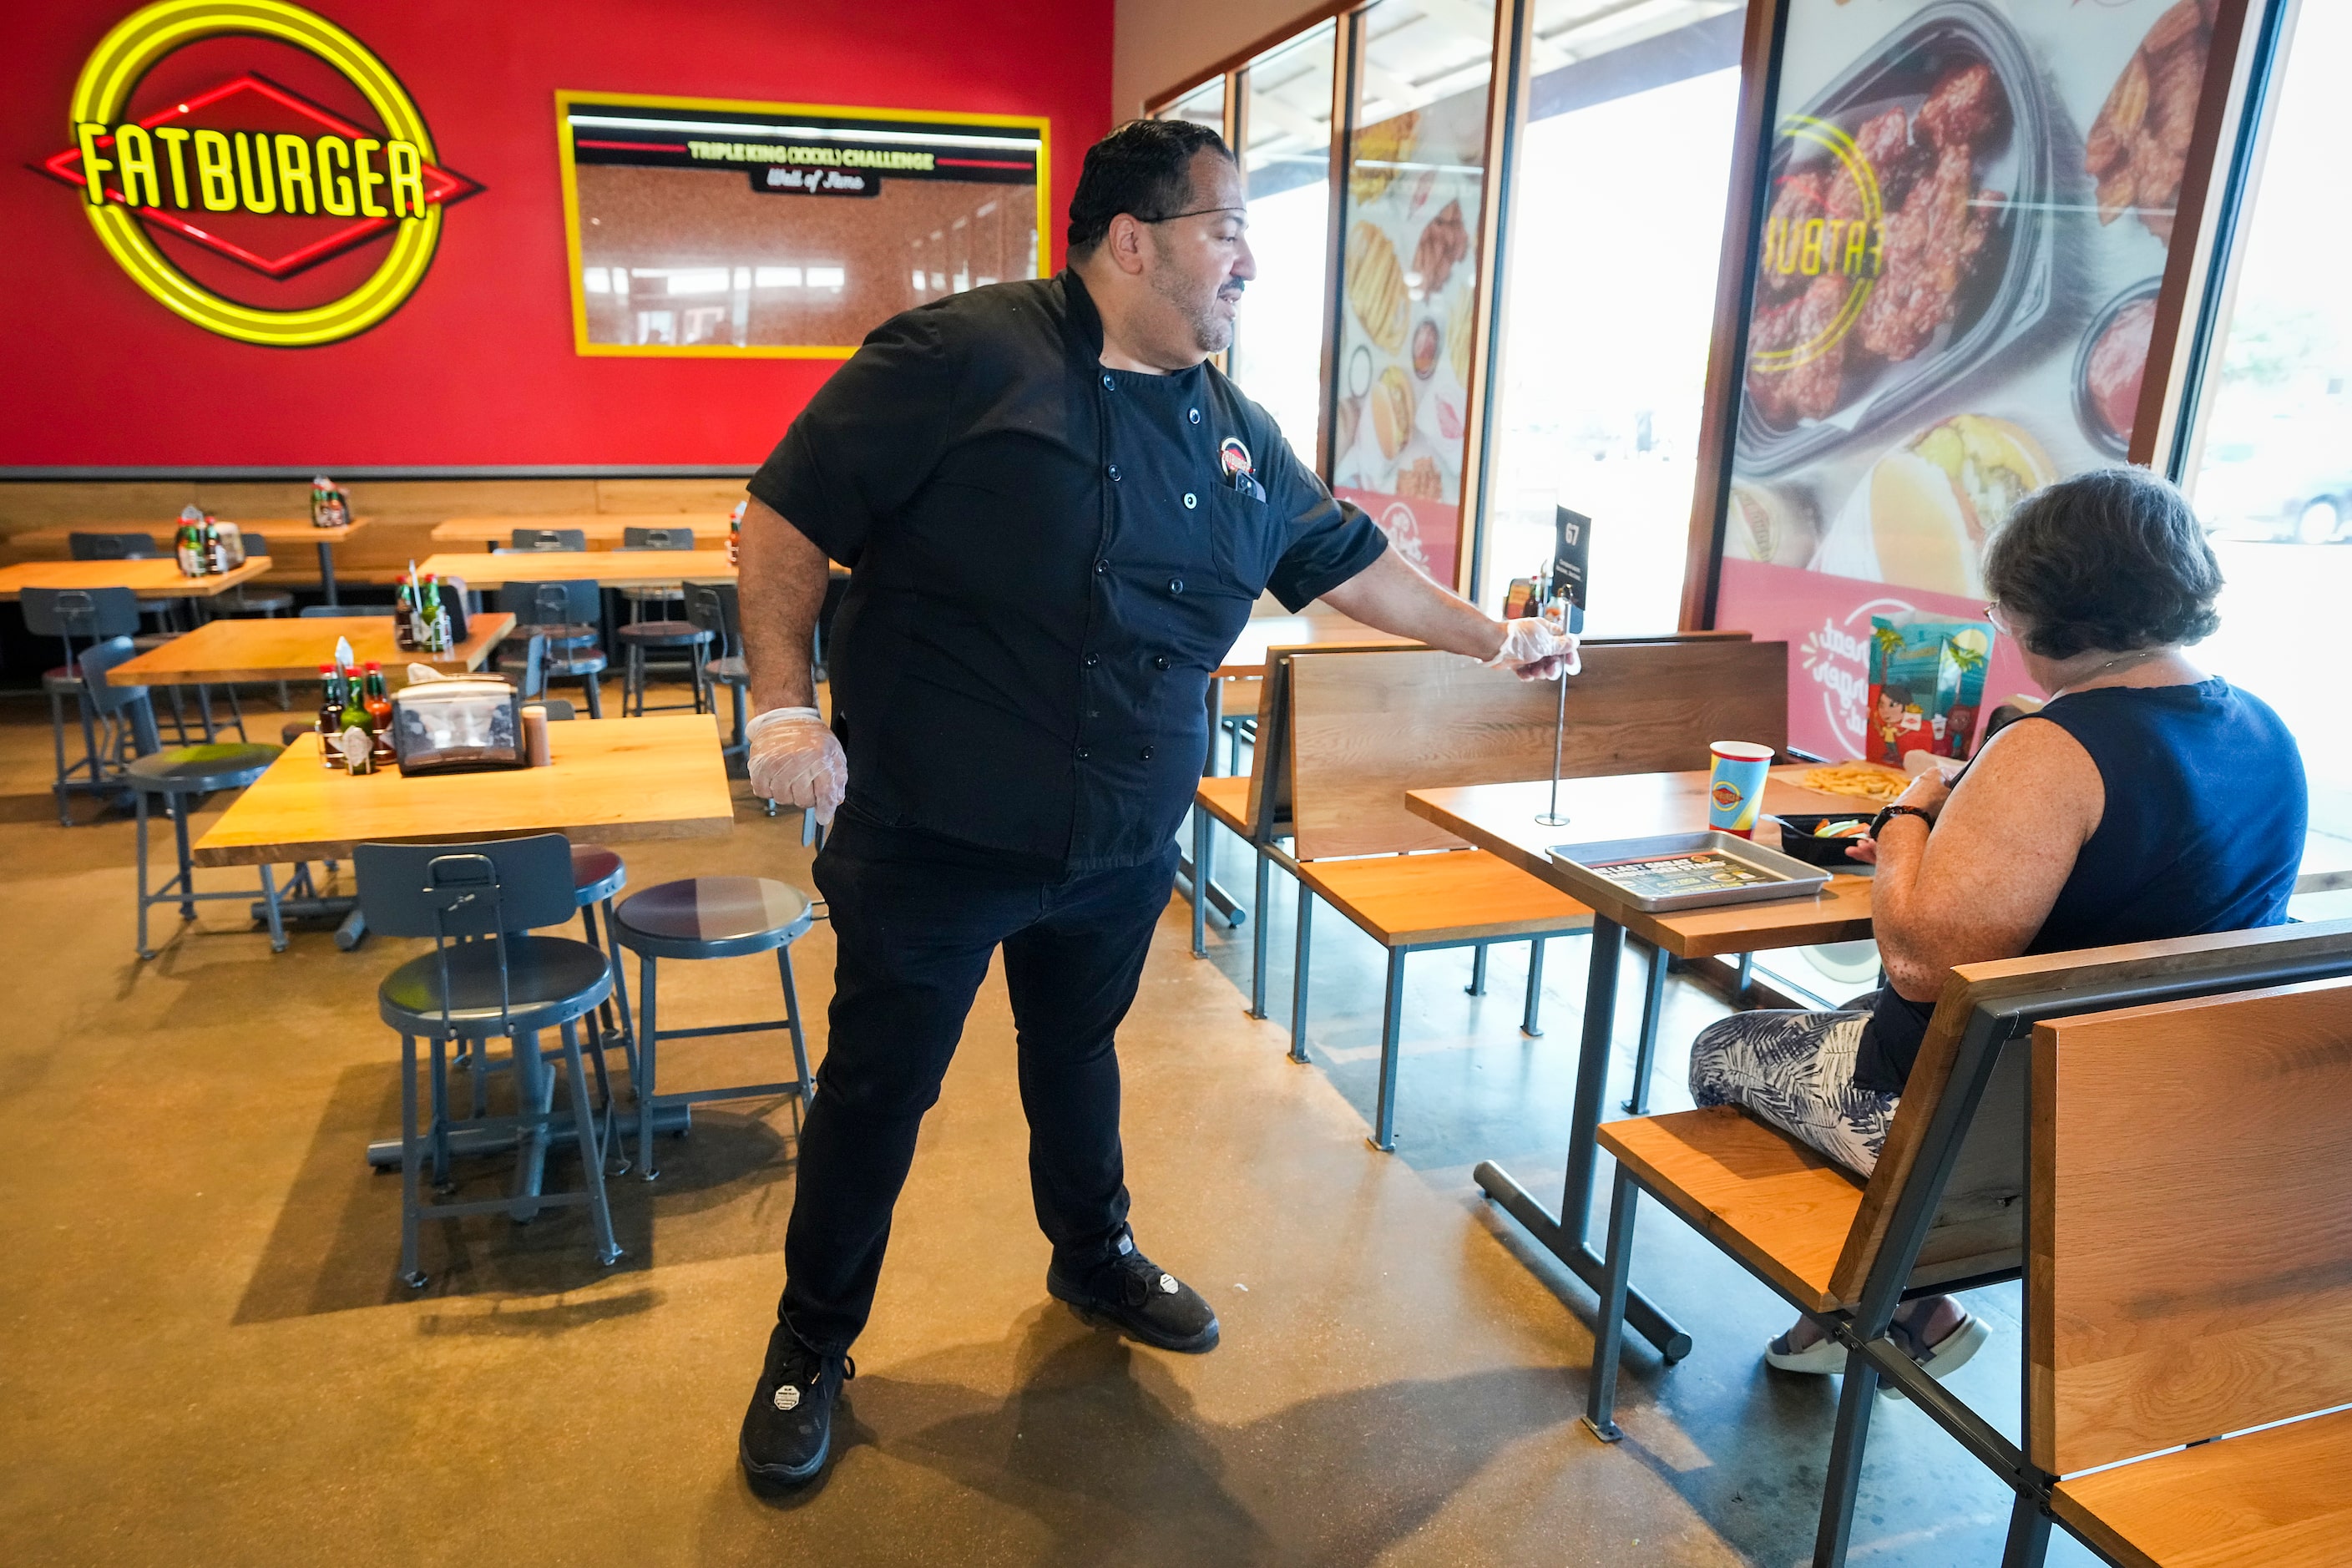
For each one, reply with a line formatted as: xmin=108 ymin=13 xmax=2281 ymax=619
xmin=390 ymin=677 xmax=525 ymax=775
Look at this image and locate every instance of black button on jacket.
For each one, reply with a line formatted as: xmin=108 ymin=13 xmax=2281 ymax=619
xmin=750 ymin=270 xmax=1387 ymax=873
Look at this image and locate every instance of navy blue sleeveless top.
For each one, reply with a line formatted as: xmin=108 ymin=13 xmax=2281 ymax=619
xmin=1854 ymin=678 xmax=2304 ymax=1094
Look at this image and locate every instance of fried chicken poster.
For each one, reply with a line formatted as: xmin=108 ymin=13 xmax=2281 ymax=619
xmin=1715 ymin=0 xmax=2224 ymax=762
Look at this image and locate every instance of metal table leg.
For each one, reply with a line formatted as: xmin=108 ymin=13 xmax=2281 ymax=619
xmin=318 ymin=539 xmax=340 ymax=607
xmin=1176 ymin=848 xmax=1246 ymax=927
xmin=510 ymin=1029 xmax=554 ymax=1220
xmin=1473 ymin=916 xmax=1692 ymax=1361
xmin=1624 ymin=939 xmax=1668 ymax=1114
xmin=1247 ymin=849 xmax=1271 ymax=1019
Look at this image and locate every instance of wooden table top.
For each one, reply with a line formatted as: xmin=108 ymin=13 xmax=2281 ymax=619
xmin=13 ymin=519 xmax=367 ymax=549
xmin=107 ymin=613 xmax=515 ymax=686
xmin=0 ymin=556 xmax=276 ymax=600
xmin=412 ymin=549 xmax=736 ymax=588
xmin=192 ymin=714 xmax=735 ymax=867
xmin=1215 ymin=613 xmax=1416 ymax=679
xmin=432 ymin=514 xmax=728 ymax=547
xmin=1406 ymin=768 xmax=1881 ymax=959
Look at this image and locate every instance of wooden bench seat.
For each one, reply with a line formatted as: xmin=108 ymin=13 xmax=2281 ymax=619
xmin=2050 ymin=1405 xmax=2352 ymax=1568
xmin=1194 ymin=774 xmax=1251 ymax=836
xmin=1292 ymin=848 xmax=1592 ymax=948
xmin=1576 ymin=921 xmax=2352 ymax=1568
xmin=1600 ymin=1108 xmax=1862 ymax=1313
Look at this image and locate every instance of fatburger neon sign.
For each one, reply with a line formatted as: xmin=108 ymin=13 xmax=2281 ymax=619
xmin=39 ymin=0 xmax=479 ymax=346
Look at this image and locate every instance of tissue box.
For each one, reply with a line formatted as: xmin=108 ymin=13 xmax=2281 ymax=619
xmin=390 ymin=677 xmax=524 ymax=774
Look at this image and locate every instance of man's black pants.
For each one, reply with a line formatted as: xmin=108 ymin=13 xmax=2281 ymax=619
xmin=778 ymin=813 xmax=1178 ymax=1353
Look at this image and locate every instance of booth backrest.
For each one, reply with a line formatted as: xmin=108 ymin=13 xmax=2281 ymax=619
xmin=1277 ymin=637 xmax=1787 ymax=861
xmin=1823 ymin=919 xmax=2352 ymax=1311
xmin=2030 ymin=974 xmax=2352 ymax=1475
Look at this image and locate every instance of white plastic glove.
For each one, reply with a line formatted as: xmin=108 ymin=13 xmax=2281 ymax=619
xmin=746 ymin=707 xmax=847 ymax=825
xmin=1485 ymin=617 xmax=1581 ymax=681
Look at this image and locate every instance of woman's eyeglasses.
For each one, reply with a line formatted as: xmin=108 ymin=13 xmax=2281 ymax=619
xmin=1985 ymin=601 xmax=2016 ymax=635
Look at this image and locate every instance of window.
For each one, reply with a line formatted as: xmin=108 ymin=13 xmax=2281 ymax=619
xmin=1330 ymin=0 xmax=1498 ymax=586
xmin=1161 ymin=78 xmax=1225 ymax=136
xmin=2185 ymin=2 xmax=2352 ymax=857
xmin=1230 ymin=20 xmax=1338 ymax=469
xmin=1479 ymin=3 xmax=1744 ymax=630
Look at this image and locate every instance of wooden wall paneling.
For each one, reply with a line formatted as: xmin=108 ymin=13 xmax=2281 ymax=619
xmin=1456 ymin=0 xmax=1532 ymax=604
xmin=1678 ymin=0 xmax=1788 ymax=632
xmin=2031 ymin=975 xmax=2352 ymax=1475
xmin=0 ymin=481 xmax=199 ymax=544
xmin=0 ymin=478 xmax=742 ymax=584
xmin=593 ymin=478 xmax=753 ymax=513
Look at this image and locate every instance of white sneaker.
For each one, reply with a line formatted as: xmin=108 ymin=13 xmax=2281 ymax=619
xmin=1763 ymin=1328 xmax=1849 ymax=1374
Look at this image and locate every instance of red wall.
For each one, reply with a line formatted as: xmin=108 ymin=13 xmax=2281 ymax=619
xmin=0 ymin=0 xmax=1111 ymax=468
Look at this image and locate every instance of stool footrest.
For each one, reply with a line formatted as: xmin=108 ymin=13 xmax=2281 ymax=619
xmin=650 ymin=1017 xmax=797 ymax=1041
xmin=649 ymin=1080 xmax=807 ymax=1109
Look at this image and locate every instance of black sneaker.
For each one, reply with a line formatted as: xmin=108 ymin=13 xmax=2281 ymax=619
xmin=1046 ymin=1226 xmax=1220 ymax=1353
xmin=739 ymin=1324 xmax=853 ymax=1488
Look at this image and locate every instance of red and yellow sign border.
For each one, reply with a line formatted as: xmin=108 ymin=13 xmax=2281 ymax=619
xmin=71 ymin=0 xmax=448 ymax=346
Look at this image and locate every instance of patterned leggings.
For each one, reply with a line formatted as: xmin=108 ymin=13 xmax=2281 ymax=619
xmin=1687 ymin=1008 xmax=1899 ymax=1178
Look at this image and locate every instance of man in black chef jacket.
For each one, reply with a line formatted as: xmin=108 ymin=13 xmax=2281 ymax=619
xmin=734 ymin=119 xmax=1576 ymax=1486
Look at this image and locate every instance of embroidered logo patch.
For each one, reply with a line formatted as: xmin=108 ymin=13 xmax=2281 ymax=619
xmin=1219 ymin=437 xmax=1253 ymax=478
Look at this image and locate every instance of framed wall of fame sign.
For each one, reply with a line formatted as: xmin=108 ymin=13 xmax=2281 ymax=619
xmin=1691 ymin=0 xmax=2261 ymax=761
xmin=555 ymin=91 xmax=1050 ymax=358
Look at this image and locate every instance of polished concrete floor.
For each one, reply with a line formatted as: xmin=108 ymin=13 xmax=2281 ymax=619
xmin=0 ymin=686 xmax=2101 ymax=1566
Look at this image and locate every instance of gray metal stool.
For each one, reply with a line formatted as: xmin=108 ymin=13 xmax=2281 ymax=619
xmin=128 ymin=741 xmax=288 ymax=958
xmin=356 ymin=834 xmax=622 ymax=1288
xmin=570 ymin=842 xmax=639 ymax=1086
xmin=612 ymin=877 xmax=815 ymax=1180
xmin=24 ymin=589 xmax=141 ymax=823
xmin=498 ymin=580 xmax=605 ymax=717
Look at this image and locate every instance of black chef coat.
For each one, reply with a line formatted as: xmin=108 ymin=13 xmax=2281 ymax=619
xmin=749 ymin=269 xmax=1388 ymax=874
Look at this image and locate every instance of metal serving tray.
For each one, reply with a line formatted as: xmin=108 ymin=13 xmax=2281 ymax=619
xmin=1545 ymin=831 xmax=1833 ymax=914
xmin=1734 ymin=0 xmax=2054 ymax=475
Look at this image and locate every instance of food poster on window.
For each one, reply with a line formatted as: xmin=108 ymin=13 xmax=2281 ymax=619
xmin=1712 ymin=0 xmax=2223 ymax=758
xmin=1331 ymin=84 xmax=1487 ymax=584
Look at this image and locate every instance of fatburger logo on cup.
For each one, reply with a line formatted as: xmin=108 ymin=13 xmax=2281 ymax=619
xmin=39 ymin=0 xmax=480 ymax=346
xmin=1707 ymin=741 xmax=1776 ymax=838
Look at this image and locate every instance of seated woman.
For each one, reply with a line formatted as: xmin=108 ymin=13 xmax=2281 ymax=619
xmin=1690 ymin=465 xmax=2304 ymax=1382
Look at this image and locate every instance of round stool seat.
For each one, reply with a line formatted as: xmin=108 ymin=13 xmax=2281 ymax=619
xmin=219 ymin=588 xmax=295 ymax=615
xmin=572 ymin=843 xmax=625 ymax=904
xmin=377 ymin=934 xmax=613 ymax=1036
xmin=43 ymin=663 xmax=83 ymax=694
xmin=530 ymin=622 xmax=601 ymax=648
xmin=704 ymin=655 xmax=748 ymax=683
xmin=614 ymin=876 xmax=812 ymax=959
xmin=125 ymin=741 xmax=281 ymax=795
xmin=616 ymin=620 xmax=711 ymax=647
xmin=503 ymin=646 xmax=607 ymax=677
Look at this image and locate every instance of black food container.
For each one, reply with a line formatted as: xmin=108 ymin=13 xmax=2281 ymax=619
xmin=1773 ymin=812 xmax=1876 ymax=867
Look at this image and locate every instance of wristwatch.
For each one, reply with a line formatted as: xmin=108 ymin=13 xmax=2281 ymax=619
xmin=1870 ymin=804 xmax=1934 ymax=837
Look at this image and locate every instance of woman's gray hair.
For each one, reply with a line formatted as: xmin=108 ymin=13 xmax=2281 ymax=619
xmin=1981 ymin=466 xmax=2223 ymax=660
